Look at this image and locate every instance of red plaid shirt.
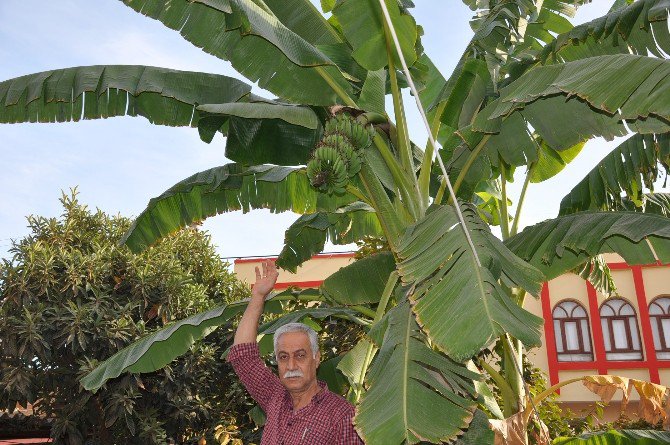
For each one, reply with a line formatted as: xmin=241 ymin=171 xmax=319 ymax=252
xmin=227 ymin=342 xmax=363 ymax=445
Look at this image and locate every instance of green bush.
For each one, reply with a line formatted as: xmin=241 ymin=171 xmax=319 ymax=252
xmin=0 ymin=191 xmax=254 ymax=444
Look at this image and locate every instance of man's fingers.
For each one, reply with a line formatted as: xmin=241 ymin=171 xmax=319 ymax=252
xmin=255 ymin=266 xmax=261 ymax=281
xmin=262 ymin=260 xmax=268 ymax=276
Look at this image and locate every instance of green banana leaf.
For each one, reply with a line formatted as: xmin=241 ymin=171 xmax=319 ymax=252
xmin=121 ymin=0 xmax=352 ymax=105
xmin=474 ymin=55 xmax=670 ymax=149
xmin=554 ymin=429 xmax=670 ymax=445
xmin=465 ymin=0 xmax=588 ymax=76
xmin=358 ymin=69 xmax=387 ymax=115
xmin=397 ymin=204 xmax=544 ymax=361
xmin=436 ymin=58 xmax=491 ymax=132
xmin=519 ymin=0 xmax=577 ymax=54
xmin=257 ymin=307 xmax=368 ymax=334
xmin=560 ymin=133 xmax=670 ymax=214
xmin=333 ymin=0 xmax=418 ymax=71
xmin=317 ymin=355 xmax=349 ymax=395
xmin=573 ymin=254 xmax=618 ymax=297
xmin=276 ymin=202 xmax=383 ymax=272
xmin=0 ymin=65 xmax=250 ymax=125
xmin=337 ymin=337 xmax=377 ymax=400
xmin=122 ymin=164 xmax=359 ymax=252
xmin=198 ymin=102 xmax=319 ymax=129
xmin=81 ymin=302 xmax=247 ymax=392
xmin=453 ymin=53 xmax=670 ymax=194
xmin=355 ymin=302 xmax=478 ymax=445
xmin=624 ymin=193 xmax=670 ymax=217
xmin=468 ymin=0 xmax=538 ymax=67
xmin=506 ymin=211 xmax=670 ymax=281
xmin=453 ymin=409 xmax=495 ymax=445
xmin=530 ymin=139 xmax=585 ymax=183
xmin=83 ymin=288 xmax=331 ymax=392
xmin=198 ymin=102 xmax=323 ymax=166
xmin=505 ymin=0 xmax=667 ymax=81
xmin=320 ymin=252 xmax=396 ymax=305
xmin=539 ymin=0 xmax=670 ymax=64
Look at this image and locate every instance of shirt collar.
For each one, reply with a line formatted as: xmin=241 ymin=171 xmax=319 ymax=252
xmin=283 ymin=380 xmax=330 ymax=407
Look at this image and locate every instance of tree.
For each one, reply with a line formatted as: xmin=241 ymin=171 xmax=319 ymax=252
xmin=0 ymin=191 xmax=253 ymax=444
xmin=2 ymin=1 xmax=670 ymax=443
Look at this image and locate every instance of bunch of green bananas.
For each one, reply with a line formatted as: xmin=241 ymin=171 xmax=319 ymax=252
xmin=306 ymin=114 xmax=374 ymax=195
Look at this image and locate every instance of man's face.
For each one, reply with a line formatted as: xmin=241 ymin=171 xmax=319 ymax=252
xmin=276 ymin=331 xmax=320 ymax=393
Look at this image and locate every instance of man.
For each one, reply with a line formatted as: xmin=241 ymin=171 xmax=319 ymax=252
xmin=227 ymin=260 xmax=363 ymax=445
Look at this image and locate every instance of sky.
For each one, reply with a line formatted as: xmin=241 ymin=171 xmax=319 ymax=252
xmin=0 ymin=0 xmax=652 ymax=261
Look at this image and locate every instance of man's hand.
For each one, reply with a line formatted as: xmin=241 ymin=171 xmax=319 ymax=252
xmin=234 ymin=259 xmax=279 ymax=345
xmin=252 ymin=260 xmax=279 ymax=298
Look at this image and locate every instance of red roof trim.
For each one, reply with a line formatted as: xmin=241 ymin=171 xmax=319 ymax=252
xmin=274 ymin=280 xmax=324 ymax=290
xmin=607 ymin=261 xmax=667 ymax=270
xmin=235 ymin=252 xmax=355 ymax=264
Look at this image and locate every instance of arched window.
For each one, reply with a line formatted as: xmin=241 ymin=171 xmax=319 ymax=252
xmin=600 ymin=298 xmax=643 ymax=361
xmin=552 ymin=300 xmax=593 ymax=362
xmin=649 ymin=296 xmax=670 ymax=360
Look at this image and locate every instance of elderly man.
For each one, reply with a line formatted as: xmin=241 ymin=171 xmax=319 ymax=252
xmin=227 ymin=260 xmax=363 ymax=445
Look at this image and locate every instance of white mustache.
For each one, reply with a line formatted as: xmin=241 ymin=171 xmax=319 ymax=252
xmin=283 ymin=370 xmax=304 ymax=378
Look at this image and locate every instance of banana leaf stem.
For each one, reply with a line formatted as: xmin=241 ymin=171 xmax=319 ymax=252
xmin=374 ymin=272 xmax=399 ymax=323
xmin=371 ymin=132 xmax=420 ymax=219
xmin=500 ymin=161 xmax=510 ymax=240
xmin=349 ymin=305 xmax=377 ymax=319
xmin=501 ymin=337 xmax=523 ymax=415
xmin=260 ymin=293 xmax=375 ymax=320
xmin=346 ymin=184 xmax=372 ymax=206
xmin=478 ymin=358 xmax=517 ymax=414
xmin=527 ymin=377 xmax=584 ymax=423
xmin=314 ymin=66 xmax=358 ymax=108
xmin=451 ymin=134 xmax=491 ymax=200
xmin=383 ymin=20 xmax=414 ymax=181
xmin=510 ymin=162 xmax=535 ymax=237
xmin=418 ymin=102 xmax=446 ymax=206
xmin=434 ymin=176 xmax=447 ymax=205
xmin=351 ymin=272 xmax=399 ymax=404
xmin=359 ymin=164 xmax=404 ymax=250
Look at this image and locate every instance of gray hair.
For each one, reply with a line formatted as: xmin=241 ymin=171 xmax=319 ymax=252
xmin=273 ymin=322 xmax=319 ymax=359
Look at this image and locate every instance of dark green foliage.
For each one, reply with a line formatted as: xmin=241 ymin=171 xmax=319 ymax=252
xmin=0 ymin=191 xmax=253 ymax=444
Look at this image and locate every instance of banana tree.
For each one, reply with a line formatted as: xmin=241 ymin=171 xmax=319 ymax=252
xmin=3 ymin=0 xmax=670 ymax=443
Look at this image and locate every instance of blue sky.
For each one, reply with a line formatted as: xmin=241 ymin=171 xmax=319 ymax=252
xmin=0 ymin=1 xmax=643 ymax=259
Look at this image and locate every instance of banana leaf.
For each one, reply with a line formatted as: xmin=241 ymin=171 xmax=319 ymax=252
xmin=0 ymin=65 xmax=250 ymax=126
xmin=539 ymin=0 xmax=670 ymax=64
xmin=506 ymin=211 xmax=670 ymax=280
xmin=397 ymin=204 xmax=544 ymax=360
xmin=333 ymin=0 xmax=418 ymax=71
xmin=122 ymin=164 xmax=359 ymax=252
xmin=81 ymin=302 xmax=246 ymax=392
xmin=355 ymin=302 xmax=478 ymax=445
xmin=320 ymin=252 xmax=396 ymax=306
xmin=120 ymin=0 xmax=352 ymax=105
xmin=560 ymin=133 xmax=670 ymax=214
xmin=276 ymin=202 xmax=383 ymax=272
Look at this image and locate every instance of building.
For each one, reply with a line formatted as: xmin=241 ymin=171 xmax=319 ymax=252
xmin=525 ymin=253 xmax=670 ymax=416
xmin=234 ymin=252 xmax=670 ymax=416
xmin=234 ymin=253 xmax=356 ymax=290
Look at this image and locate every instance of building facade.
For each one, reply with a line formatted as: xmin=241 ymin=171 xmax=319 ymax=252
xmin=234 ymin=253 xmax=670 ymax=409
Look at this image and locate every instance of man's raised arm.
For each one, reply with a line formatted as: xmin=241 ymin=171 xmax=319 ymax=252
xmin=228 ymin=260 xmax=281 ymax=411
xmin=234 ymin=259 xmax=279 ymax=345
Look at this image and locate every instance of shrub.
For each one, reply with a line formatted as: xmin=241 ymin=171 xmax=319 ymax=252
xmin=0 ymin=191 xmax=253 ymax=444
